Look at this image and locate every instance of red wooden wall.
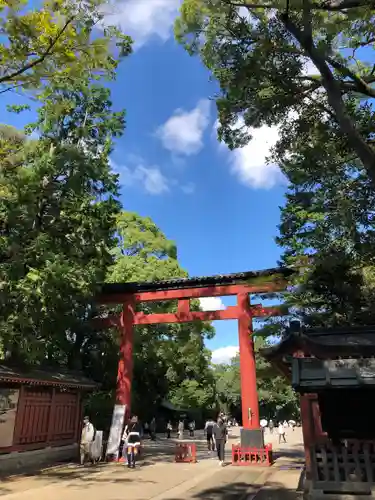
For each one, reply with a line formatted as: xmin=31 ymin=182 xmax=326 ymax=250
xmin=1 ymin=385 xmax=82 ymax=452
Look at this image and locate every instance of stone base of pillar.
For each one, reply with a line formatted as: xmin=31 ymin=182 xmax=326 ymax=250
xmin=240 ymin=428 xmax=265 ymax=448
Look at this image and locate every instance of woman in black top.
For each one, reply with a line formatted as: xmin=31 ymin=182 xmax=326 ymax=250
xmin=123 ymin=416 xmax=142 ymax=468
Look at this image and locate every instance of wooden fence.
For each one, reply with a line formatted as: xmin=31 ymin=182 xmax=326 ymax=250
xmin=310 ymin=441 xmax=375 ymax=497
xmin=12 ymin=386 xmax=81 ymax=450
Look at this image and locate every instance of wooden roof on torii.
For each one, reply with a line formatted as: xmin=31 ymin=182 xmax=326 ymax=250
xmin=93 ymin=267 xmax=293 ymax=328
xmin=97 ymin=266 xmax=293 ymax=300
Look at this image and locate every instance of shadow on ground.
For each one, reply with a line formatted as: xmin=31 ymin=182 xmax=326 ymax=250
xmin=0 ymin=462 xmax=157 ymax=495
xmin=273 ymin=443 xmax=305 ymax=464
xmin=0 ymin=434 xmax=303 ymax=497
xmin=0 ymin=437 xmax=214 ymax=494
xmin=162 ymin=481 xmax=303 ymax=500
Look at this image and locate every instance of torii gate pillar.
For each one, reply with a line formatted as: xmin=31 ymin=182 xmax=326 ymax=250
xmin=237 ymin=292 xmax=260 ymax=429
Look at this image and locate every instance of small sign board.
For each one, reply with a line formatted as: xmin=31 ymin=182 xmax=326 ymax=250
xmin=0 ymin=389 xmax=19 ymax=448
xmin=106 ymin=404 xmax=127 ymax=458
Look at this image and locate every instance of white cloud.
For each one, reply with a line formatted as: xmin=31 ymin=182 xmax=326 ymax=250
xmin=211 ymin=346 xmax=239 ymax=365
xmin=103 ymin=0 xmax=181 ymax=48
xmin=156 ymin=100 xmax=210 ymax=156
xmin=111 ymin=158 xmax=196 ymax=196
xmin=214 ymin=119 xmax=283 ymax=189
xmin=199 ymin=297 xmax=225 ymax=311
xmin=213 ymin=118 xmax=284 ymax=189
xmin=111 ymin=159 xmax=169 ymax=195
xmin=134 ymin=166 xmax=169 ymax=194
xmin=230 ymin=125 xmax=283 ymax=189
xmin=181 ymin=182 xmax=195 ymax=194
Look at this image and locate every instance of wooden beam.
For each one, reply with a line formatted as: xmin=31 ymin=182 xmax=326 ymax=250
xmin=98 ymin=281 xmax=286 ymax=304
xmin=92 ymin=305 xmax=286 ymax=328
xmin=133 ymin=305 xmax=284 ymax=325
xmin=134 ymin=307 xmax=238 ymax=324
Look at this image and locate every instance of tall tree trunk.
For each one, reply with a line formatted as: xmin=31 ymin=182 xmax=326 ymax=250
xmin=282 ymin=14 xmax=375 ymax=186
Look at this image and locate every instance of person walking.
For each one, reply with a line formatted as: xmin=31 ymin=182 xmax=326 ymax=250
xmin=268 ymin=419 xmax=274 ymax=434
xmin=166 ymin=421 xmax=173 ymax=438
xmin=260 ymin=418 xmax=268 ymax=431
xmin=278 ymin=422 xmax=287 ymax=444
xmin=123 ymin=416 xmax=142 ymax=469
xmin=213 ymin=418 xmax=227 ymax=466
xmin=188 ymin=420 xmax=195 ymax=437
xmin=143 ymin=421 xmax=150 ymax=438
xmin=150 ymin=417 xmax=156 ymax=441
xmin=177 ymin=420 xmax=184 ymax=439
xmin=80 ymin=416 xmax=95 ymax=466
xmin=204 ymin=418 xmax=215 ymax=452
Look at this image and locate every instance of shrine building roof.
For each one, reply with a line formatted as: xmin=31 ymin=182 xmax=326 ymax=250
xmin=99 ymin=266 xmax=293 ymax=295
xmin=0 ymin=363 xmax=98 ymax=390
xmin=261 ymin=324 xmax=375 ymax=365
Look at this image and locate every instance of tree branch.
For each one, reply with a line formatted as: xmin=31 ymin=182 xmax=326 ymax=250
xmin=302 ymin=0 xmax=313 ymax=43
xmin=327 ymin=57 xmax=375 ymax=98
xmin=0 ymin=17 xmax=74 ymax=85
xmin=279 ymin=12 xmax=375 ymax=184
xmin=227 ymin=0 xmax=375 ymax=11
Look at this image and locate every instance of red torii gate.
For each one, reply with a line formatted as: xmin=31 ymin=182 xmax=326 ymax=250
xmin=94 ymin=267 xmax=290 ymax=456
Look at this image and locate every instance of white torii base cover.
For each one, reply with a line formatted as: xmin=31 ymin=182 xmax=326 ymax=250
xmin=91 ymin=430 xmax=103 ymax=461
xmin=106 ymin=404 xmax=127 ymax=459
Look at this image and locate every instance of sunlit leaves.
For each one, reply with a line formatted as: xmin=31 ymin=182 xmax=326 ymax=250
xmin=0 ymin=0 xmax=133 ymax=95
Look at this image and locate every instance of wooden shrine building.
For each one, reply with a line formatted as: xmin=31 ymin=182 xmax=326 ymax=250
xmin=0 ymin=363 xmax=96 ymax=473
xmin=262 ymin=323 xmax=375 ymax=498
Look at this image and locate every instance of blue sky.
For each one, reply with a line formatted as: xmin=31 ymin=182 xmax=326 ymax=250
xmin=106 ymin=0 xmax=288 ymax=364
xmin=2 ymin=0 xmax=288 ymax=363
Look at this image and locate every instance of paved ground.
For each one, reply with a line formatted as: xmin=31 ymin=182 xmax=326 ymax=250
xmin=0 ymin=427 xmax=305 ymax=500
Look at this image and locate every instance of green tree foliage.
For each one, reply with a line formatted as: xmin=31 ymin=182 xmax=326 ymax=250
xmin=273 ymin=77 xmax=375 ymax=326
xmin=175 ymin=0 xmax=375 ymax=183
xmin=175 ymin=0 xmax=375 ymax=328
xmin=213 ymin=337 xmax=299 ymax=420
xmin=0 ymin=76 xmax=125 ymax=364
xmin=0 ymin=0 xmax=132 ymax=95
xmin=104 ymin=211 xmax=216 ymax=419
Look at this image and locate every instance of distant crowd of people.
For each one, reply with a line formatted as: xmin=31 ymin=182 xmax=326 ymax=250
xmin=81 ymin=411 xmax=295 ymax=468
xmin=260 ymin=419 xmax=297 ymax=443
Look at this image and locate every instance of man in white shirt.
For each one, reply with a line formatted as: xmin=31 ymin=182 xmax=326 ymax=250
xmin=204 ymin=418 xmax=215 ymax=452
xmin=80 ymin=416 xmax=95 ymax=465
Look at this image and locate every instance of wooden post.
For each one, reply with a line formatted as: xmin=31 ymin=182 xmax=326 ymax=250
xmin=237 ymin=292 xmax=260 ymax=429
xmin=300 ymin=394 xmax=313 ymax=478
xmin=106 ymin=298 xmax=135 ymax=459
xmin=74 ymin=392 xmax=82 ymax=444
xmin=47 ymin=387 xmax=56 ymax=445
xmin=116 ymin=299 xmax=135 ymax=412
xmin=12 ymin=385 xmax=25 ymax=446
